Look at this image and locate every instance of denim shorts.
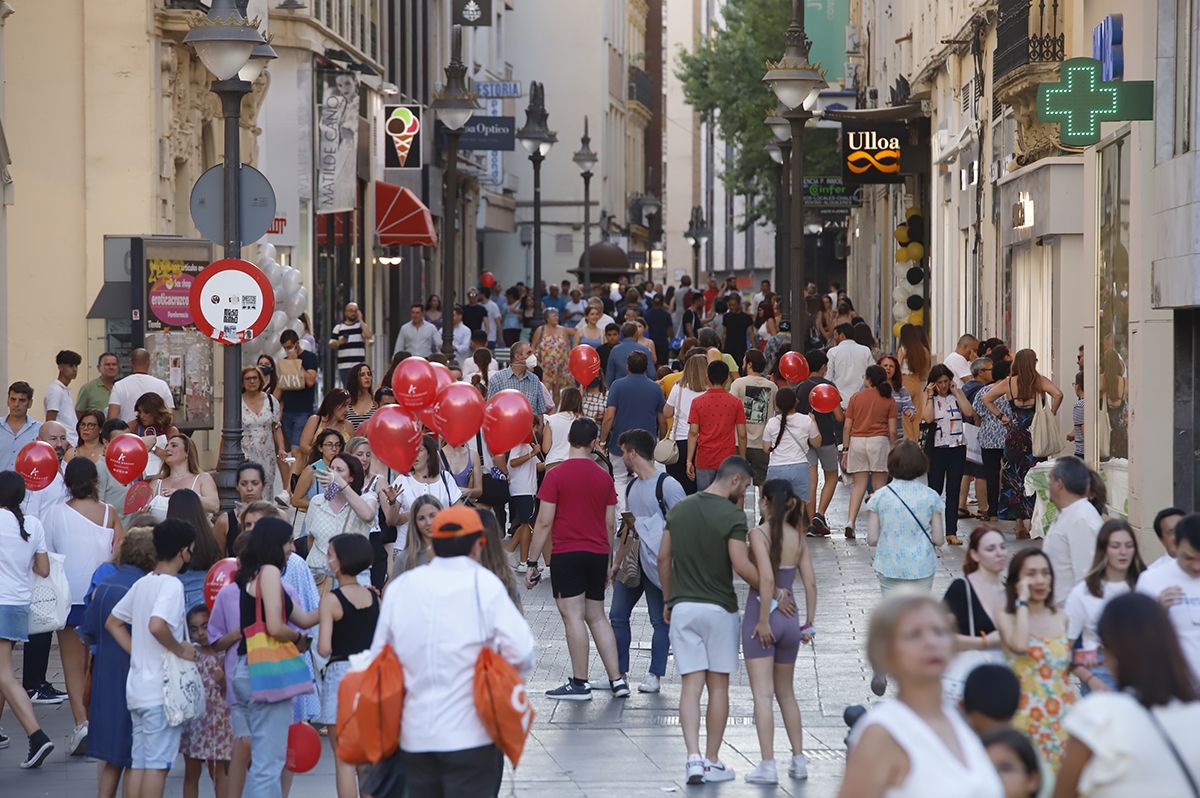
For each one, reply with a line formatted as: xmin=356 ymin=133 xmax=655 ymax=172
xmin=0 ymin=604 xmax=29 ymax=642
xmin=131 ymin=705 xmax=183 ymax=770
xmin=766 ymin=462 xmax=810 ymax=502
xmin=281 ymin=410 xmax=310 ymax=450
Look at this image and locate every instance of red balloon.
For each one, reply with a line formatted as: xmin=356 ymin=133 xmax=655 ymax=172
xmin=422 ymin=362 xmax=456 ymax=432
xmin=809 ymin=383 xmax=841 ymax=414
xmin=367 ymin=405 xmax=424 ymax=473
xmin=779 ymin=352 xmax=811 ymax=383
xmin=568 ymin=345 xmax=601 ymax=386
xmin=391 ymin=357 xmax=437 ymax=414
xmin=105 ymin=433 xmax=149 ymax=486
xmin=482 ymin=390 xmax=534 ymax=455
xmin=433 ymin=383 xmax=486 ymax=447
xmin=204 ymin=558 xmax=238 ymax=611
xmin=481 ymin=271 xmax=496 ymax=288
xmin=285 ymin=722 xmax=321 ymax=773
xmin=16 ymin=441 xmax=58 ymax=491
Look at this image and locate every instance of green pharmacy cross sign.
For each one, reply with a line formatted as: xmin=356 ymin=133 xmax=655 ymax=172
xmin=1036 ymin=58 xmax=1153 ymax=147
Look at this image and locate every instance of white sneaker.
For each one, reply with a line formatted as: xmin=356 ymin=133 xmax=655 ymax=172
xmin=703 ymin=759 xmax=735 ymax=782
xmin=789 ymin=754 xmax=809 ymax=779
xmin=685 ymin=756 xmax=705 ymax=785
xmin=68 ymin=722 xmax=88 ymax=756
xmin=638 ymin=673 xmax=661 ymax=693
xmin=515 ymin=562 xmax=527 ymax=573
xmin=745 ymin=760 xmax=778 ymax=784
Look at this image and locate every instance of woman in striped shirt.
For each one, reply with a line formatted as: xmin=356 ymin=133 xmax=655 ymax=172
xmin=345 ymin=364 xmax=377 ymax=431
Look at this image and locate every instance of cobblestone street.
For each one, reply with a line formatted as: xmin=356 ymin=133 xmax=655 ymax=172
xmin=1 ymin=479 xmax=980 ymax=796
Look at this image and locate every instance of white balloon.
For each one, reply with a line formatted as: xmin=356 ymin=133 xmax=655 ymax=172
xmin=892 ymin=285 xmax=909 ymax=302
xmin=283 ymin=269 xmax=302 ymax=295
xmin=285 ymin=292 xmax=304 ymax=318
xmin=289 ymin=319 xmax=304 ymax=334
xmin=269 ymin=310 xmax=287 ymax=333
xmin=260 ymin=243 xmax=278 ymax=262
xmin=892 ymin=302 xmax=909 ymax=321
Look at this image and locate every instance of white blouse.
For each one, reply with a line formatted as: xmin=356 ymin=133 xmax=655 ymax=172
xmin=666 ymin=385 xmax=704 ymax=442
xmin=1065 ymin=580 xmax=1130 ymax=651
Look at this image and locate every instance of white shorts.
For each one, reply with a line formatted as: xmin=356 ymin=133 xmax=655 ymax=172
xmin=668 ymin=602 xmax=740 ymax=675
xmin=847 ymin=435 xmax=890 ymax=473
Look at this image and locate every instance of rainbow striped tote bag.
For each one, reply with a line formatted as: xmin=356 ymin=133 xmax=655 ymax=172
xmin=245 ymin=574 xmax=315 ymax=703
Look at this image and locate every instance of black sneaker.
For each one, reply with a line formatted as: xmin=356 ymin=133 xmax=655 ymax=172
xmin=809 ymin=513 xmax=830 ymax=537
xmin=21 ymin=731 xmax=53 ymax=769
xmin=546 ymin=681 xmax=592 ymax=701
xmin=27 ymin=685 xmax=65 ymax=705
xmin=610 ymin=677 xmax=631 ymax=698
xmin=0 ymin=729 xmax=9 ymax=749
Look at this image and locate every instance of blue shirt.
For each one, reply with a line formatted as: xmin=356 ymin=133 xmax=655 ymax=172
xmin=0 ymin=415 xmax=41 ymax=472
xmin=605 ymin=374 xmax=665 ymax=450
xmin=487 ymin=367 xmax=548 ymax=416
xmin=604 ymin=341 xmax=652 ymax=386
xmin=865 ymin=479 xmax=943 ymax=580
xmin=542 ymin=294 xmax=566 ymax=314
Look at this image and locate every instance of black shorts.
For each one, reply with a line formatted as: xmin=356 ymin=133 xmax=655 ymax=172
xmin=549 ymin=551 xmax=609 ymax=601
xmin=508 ymin=495 xmax=536 ymax=527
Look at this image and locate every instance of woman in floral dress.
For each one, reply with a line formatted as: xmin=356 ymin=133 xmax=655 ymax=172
xmin=240 ymin=366 xmax=286 ymax=495
xmin=181 ymin=605 xmax=233 ymax=798
xmin=997 ymin=548 xmax=1077 ymax=769
xmin=531 ymin=307 xmax=573 ymax=405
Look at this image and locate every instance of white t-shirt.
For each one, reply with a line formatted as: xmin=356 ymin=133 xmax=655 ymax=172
xmin=544 ymin=412 xmax=576 ymax=464
xmin=392 ymin=471 xmax=462 ymax=548
xmin=110 ymin=572 xmax=186 ymax=710
xmin=0 ymin=511 xmax=47 ymax=605
xmin=44 ymin=380 xmax=79 ymax=446
xmin=1064 ymin=692 xmax=1200 ymax=798
xmin=944 ymin=351 xmax=972 ymax=385
xmin=666 ymin=385 xmax=704 ymax=441
xmin=484 ymin=299 xmax=502 ymax=342
xmin=1137 ymin=559 xmax=1200 ymax=686
xmin=507 ymin=443 xmax=538 ymax=497
xmin=762 ymin=413 xmax=818 ymax=466
xmin=461 ymin=355 xmax=499 ymax=384
xmin=108 ymin=373 xmax=174 ymax=423
xmin=1065 ymin=579 xmax=1130 ymax=651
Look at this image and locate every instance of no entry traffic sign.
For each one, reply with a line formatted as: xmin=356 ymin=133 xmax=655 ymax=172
xmin=188 ymin=258 xmax=275 ymax=345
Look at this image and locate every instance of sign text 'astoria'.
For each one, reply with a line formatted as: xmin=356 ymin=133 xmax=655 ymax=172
xmin=841 ymin=123 xmax=908 ymax=184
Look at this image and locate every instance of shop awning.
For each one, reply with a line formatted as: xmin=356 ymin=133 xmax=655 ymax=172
xmin=375 ymin=181 xmax=437 ymax=248
xmin=87 ymin=282 xmax=131 ymax=320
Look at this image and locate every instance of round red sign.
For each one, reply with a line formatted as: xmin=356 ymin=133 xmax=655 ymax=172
xmin=188 ymin=258 xmax=276 ymax=345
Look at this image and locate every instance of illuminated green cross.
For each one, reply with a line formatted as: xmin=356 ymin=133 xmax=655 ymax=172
xmin=1037 ymin=58 xmax=1153 ymax=147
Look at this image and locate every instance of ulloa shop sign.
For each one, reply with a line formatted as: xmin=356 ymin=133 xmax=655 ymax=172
xmin=842 ymin=123 xmax=908 ymax=184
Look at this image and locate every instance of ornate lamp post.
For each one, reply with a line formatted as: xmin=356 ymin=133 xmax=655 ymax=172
xmin=573 ymin=117 xmax=599 ymax=293
xmin=431 ymin=25 xmax=479 ymax=357
xmin=763 ymin=0 xmax=827 ymax=351
xmin=684 ymin=206 xmax=709 ymax=289
xmin=516 ymin=82 xmax=556 ymax=326
xmin=184 ymin=0 xmax=269 ymax=509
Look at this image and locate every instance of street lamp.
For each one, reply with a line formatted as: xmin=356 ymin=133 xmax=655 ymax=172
xmin=516 ymin=81 xmax=556 ymax=327
xmin=184 ymin=0 xmax=264 ymax=510
xmin=573 ymin=116 xmax=599 ymax=293
xmin=764 ymin=109 xmax=792 ymax=324
xmin=763 ymin=0 xmax=828 ymax=352
xmin=684 ymin=206 xmax=709 ymax=288
xmin=431 ymin=25 xmax=479 ymax=358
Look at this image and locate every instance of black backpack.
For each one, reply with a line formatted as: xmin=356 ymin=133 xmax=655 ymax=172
xmin=624 ymin=472 xmax=670 ymax=519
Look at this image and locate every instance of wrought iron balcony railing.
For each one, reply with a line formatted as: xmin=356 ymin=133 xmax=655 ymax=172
xmin=994 ymin=0 xmax=1066 ymax=82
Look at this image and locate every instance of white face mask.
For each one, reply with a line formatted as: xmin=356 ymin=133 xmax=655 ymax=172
xmin=525 ymin=355 xmax=538 ymax=369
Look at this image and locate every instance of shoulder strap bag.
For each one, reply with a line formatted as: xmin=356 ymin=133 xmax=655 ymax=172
xmin=885 ymin=485 xmax=937 ymax=551
xmin=654 ymin=390 xmax=681 ymax=464
xmin=1140 ymin=699 xmax=1200 ymax=798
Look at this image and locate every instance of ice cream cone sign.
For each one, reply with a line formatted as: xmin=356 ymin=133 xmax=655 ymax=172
xmin=387 ymin=107 xmax=420 ymax=167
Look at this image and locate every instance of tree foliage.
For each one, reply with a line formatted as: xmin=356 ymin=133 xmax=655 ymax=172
xmin=675 ymin=0 xmax=838 ymax=228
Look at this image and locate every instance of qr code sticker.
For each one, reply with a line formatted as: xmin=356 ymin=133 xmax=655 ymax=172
xmin=223 ymin=324 xmax=238 ymax=338
xmin=242 ymin=295 xmax=257 ymax=310
xmin=223 ymin=308 xmax=239 ymax=324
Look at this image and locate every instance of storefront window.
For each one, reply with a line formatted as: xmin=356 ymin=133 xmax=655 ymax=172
xmin=1097 ymin=137 xmax=1131 ymax=479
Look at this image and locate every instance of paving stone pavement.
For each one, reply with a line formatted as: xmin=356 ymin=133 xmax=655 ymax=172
xmin=1 ymin=477 xmax=1003 ymax=796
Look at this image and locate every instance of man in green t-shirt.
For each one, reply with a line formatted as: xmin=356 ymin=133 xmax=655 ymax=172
xmin=659 ymin=456 xmax=758 ymax=785
xmin=75 ymin=352 xmax=120 ymax=414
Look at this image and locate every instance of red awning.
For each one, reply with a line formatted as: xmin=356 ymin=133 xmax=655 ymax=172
xmin=375 ymin=181 xmax=438 ymax=248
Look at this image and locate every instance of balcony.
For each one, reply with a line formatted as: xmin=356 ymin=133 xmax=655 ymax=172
xmin=994 ymin=0 xmax=1067 ymax=165
xmin=628 ymin=66 xmax=654 ymax=120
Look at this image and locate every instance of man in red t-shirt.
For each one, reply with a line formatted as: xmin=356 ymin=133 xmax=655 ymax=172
xmin=525 ymin=417 xmax=629 ymax=701
xmin=686 ymin=359 xmax=747 ymax=491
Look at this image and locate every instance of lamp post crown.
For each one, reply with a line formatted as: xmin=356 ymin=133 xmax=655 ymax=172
xmin=573 ymin=115 xmax=599 ymax=174
xmin=184 ymin=0 xmax=264 ymax=81
xmin=762 ymin=0 xmax=828 ymax=110
xmin=517 ymin=80 xmax=556 ymax=156
xmin=432 ymin=25 xmax=479 ymax=131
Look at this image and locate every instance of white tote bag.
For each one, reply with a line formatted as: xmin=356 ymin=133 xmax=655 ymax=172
xmin=28 ymin=552 xmax=70 ymax=635
xmin=963 ymin=422 xmax=983 ymax=465
xmin=162 ymin=651 xmax=206 ymax=726
xmin=942 ymin=577 xmax=1005 ymax=701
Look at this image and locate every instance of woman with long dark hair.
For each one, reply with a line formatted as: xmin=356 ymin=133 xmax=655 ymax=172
xmin=167 ymin=488 xmax=224 ymax=609
xmin=289 ymin=427 xmax=345 ymax=513
xmin=762 ymin=388 xmax=821 ymax=503
xmin=922 ymin=363 xmax=976 ymax=545
xmin=896 ymin=324 xmax=931 ymax=440
xmin=0 ymin=471 xmax=54 ymax=767
xmin=297 ymin=387 xmax=354 ymax=463
xmin=345 ymin=363 xmax=377 ymax=431
xmin=842 ymin=364 xmax=897 ymax=538
xmin=742 ymin=479 xmax=817 ymax=783
xmin=942 ymin=526 xmax=1008 ymax=699
xmin=1064 ymin=518 xmax=1146 ymax=694
xmin=1055 ymin=593 xmax=1200 ymax=797
xmin=982 ymin=349 xmax=1063 ymax=538
xmin=424 ymin=293 xmax=444 ymax=329
xmin=255 ymin=354 xmax=280 ymax=397
xmin=997 ymin=549 xmax=1076 ymax=769
xmin=878 ymin=354 xmax=916 ymax=434
xmin=304 ymin=452 xmax=376 ymax=593
xmin=230 ymin=519 xmax=318 ymax=797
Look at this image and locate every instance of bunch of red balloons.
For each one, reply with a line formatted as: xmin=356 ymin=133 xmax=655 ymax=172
xmin=370 ymin=356 xmax=536 ymax=467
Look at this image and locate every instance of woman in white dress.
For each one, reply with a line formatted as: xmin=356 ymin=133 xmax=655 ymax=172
xmin=380 ymin=435 xmax=462 ymax=560
xmin=839 ymin=594 xmax=1003 ymax=798
xmin=1055 ymin=592 xmax=1200 ymax=798
xmin=240 ymin=366 xmax=288 ymax=497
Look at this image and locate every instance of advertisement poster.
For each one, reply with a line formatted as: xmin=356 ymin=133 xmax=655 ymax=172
xmin=384 ymin=105 xmax=422 ymax=169
xmin=146 ymin=257 xmax=207 ymax=331
xmin=316 ymin=68 xmax=359 ymax=214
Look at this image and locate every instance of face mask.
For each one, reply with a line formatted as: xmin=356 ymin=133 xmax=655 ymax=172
xmin=525 ymin=355 xmax=538 ymax=369
xmin=259 ymin=365 xmax=273 ymax=375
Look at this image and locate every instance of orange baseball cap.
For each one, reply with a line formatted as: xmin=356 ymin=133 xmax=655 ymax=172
xmin=431 ymin=505 xmax=485 ymax=539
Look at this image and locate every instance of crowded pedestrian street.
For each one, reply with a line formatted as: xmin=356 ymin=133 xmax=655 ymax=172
xmin=7 ymin=481 xmax=983 ymax=797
